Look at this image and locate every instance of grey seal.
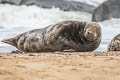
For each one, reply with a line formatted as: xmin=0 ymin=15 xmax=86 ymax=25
xmin=107 ymin=34 xmax=120 ymax=51
xmin=1 ymin=21 xmax=101 ymax=52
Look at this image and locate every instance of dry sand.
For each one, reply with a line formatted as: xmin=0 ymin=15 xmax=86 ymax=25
xmin=0 ymin=52 xmax=120 ymax=80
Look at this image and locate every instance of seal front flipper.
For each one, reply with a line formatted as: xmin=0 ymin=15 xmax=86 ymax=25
xmin=11 ymin=50 xmax=23 ymax=54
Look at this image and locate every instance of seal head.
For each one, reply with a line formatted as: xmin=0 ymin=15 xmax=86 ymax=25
xmin=84 ymin=23 xmax=100 ymax=41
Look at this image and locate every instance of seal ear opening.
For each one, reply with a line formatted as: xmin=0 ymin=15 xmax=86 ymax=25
xmin=1 ymin=38 xmax=17 ymax=47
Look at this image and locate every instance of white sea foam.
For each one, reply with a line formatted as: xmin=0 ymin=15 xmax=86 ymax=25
xmin=0 ymin=4 xmax=91 ymax=29
xmin=97 ymin=18 xmax=120 ymax=51
xmin=0 ymin=4 xmax=120 ymax=52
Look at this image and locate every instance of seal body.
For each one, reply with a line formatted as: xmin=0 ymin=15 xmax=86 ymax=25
xmin=107 ymin=34 xmax=120 ymax=51
xmin=1 ymin=21 xmax=101 ymax=52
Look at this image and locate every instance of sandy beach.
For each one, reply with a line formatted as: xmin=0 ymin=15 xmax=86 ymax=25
xmin=0 ymin=52 xmax=120 ymax=80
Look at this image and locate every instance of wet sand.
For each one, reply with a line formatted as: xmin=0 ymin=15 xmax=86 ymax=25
xmin=0 ymin=52 xmax=120 ymax=80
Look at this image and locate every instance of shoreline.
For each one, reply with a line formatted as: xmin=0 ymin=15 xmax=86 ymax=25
xmin=0 ymin=51 xmax=120 ymax=56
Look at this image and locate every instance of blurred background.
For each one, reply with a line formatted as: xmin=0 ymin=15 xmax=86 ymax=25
xmin=0 ymin=0 xmax=119 ymax=53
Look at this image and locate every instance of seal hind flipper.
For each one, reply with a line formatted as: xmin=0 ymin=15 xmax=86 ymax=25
xmin=1 ymin=37 xmax=18 ymax=48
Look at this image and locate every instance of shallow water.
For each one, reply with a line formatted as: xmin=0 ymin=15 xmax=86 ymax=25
xmin=0 ymin=4 xmax=120 ymax=53
xmin=68 ymin=0 xmax=106 ymax=6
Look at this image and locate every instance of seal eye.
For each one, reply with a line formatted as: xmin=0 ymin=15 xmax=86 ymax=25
xmin=87 ymin=32 xmax=90 ymax=35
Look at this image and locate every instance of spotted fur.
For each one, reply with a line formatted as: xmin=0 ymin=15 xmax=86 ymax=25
xmin=107 ymin=34 xmax=120 ymax=51
xmin=1 ymin=21 xmax=101 ymax=52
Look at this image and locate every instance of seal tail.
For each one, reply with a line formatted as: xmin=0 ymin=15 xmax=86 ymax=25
xmin=1 ymin=37 xmax=18 ymax=47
